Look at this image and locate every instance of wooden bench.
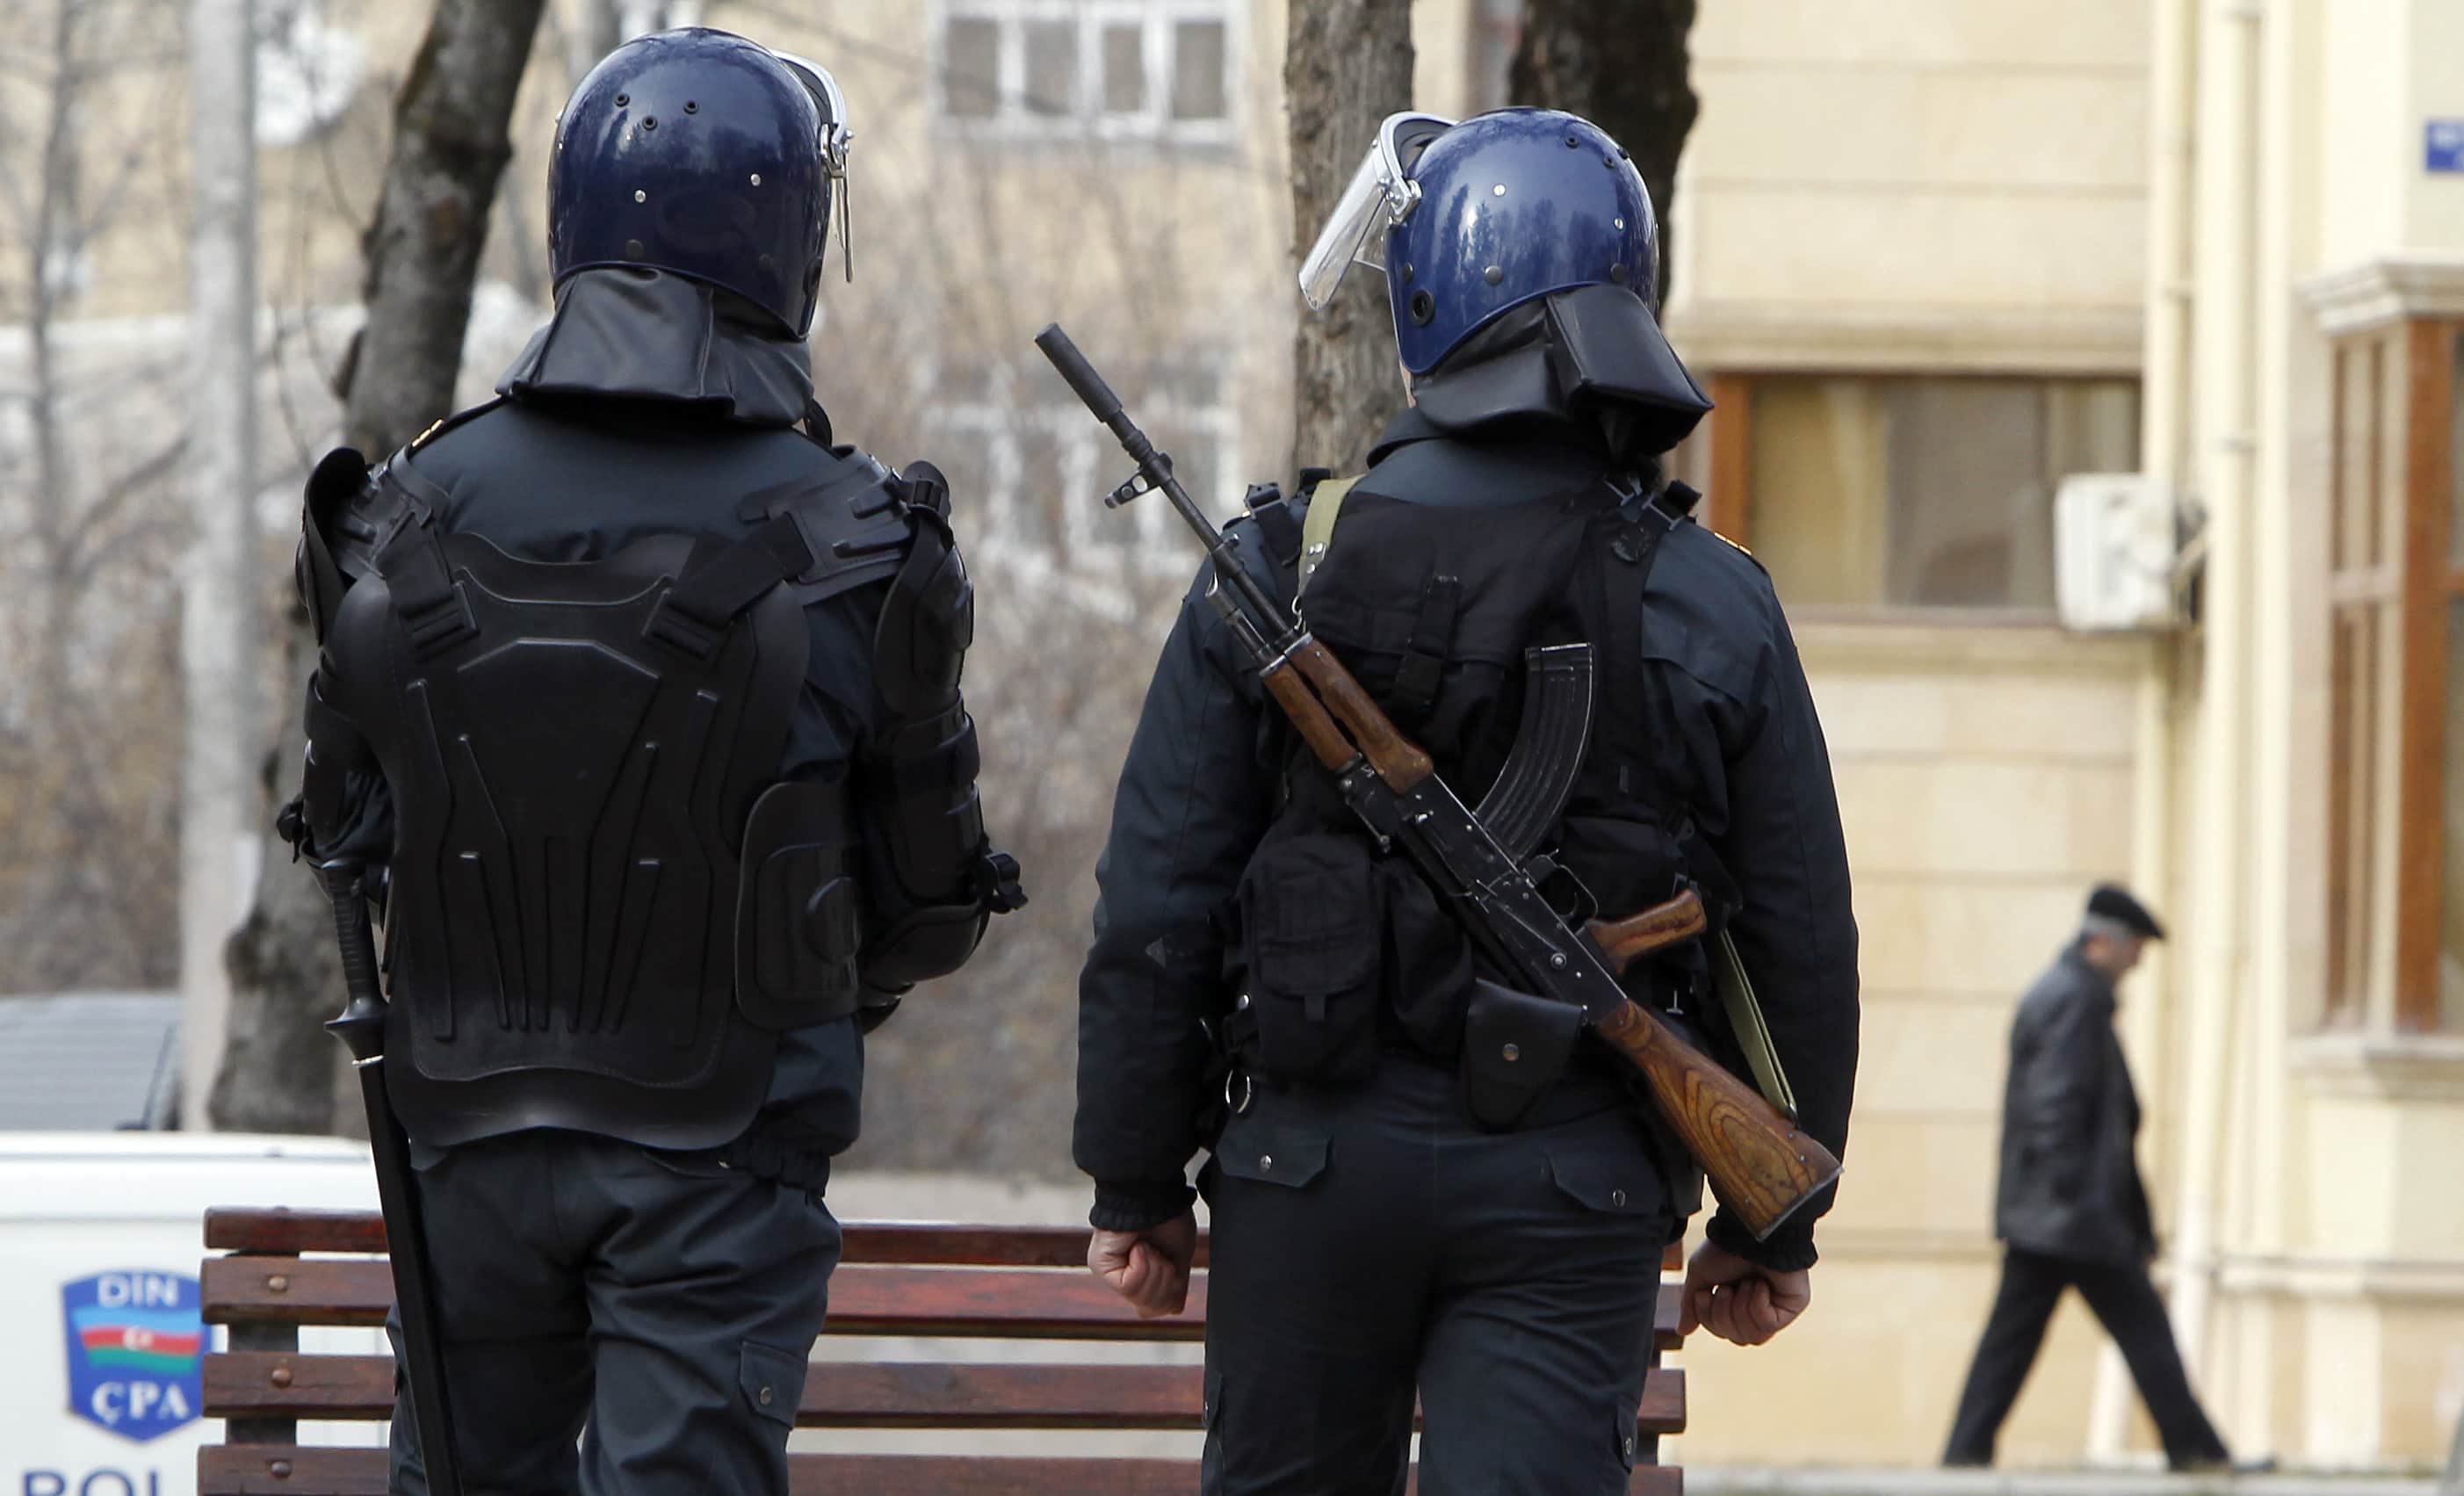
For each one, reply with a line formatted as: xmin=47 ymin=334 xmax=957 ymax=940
xmin=200 ymin=1207 xmax=1687 ymax=1493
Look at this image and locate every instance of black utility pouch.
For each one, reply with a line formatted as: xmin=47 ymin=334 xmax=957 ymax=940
xmin=1235 ymin=832 xmax=1384 ymax=1083
xmin=1459 ymin=978 xmax=1581 ymax=1129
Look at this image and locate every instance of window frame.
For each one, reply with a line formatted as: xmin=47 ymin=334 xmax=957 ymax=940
xmin=2323 ymin=317 xmax=2464 ymax=1033
xmin=931 ymin=0 xmax=1239 ymax=148
xmin=1696 ymin=368 xmax=2142 ymax=622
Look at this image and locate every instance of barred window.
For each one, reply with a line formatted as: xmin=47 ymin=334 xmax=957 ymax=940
xmin=935 ymin=1 xmax=1238 ymax=145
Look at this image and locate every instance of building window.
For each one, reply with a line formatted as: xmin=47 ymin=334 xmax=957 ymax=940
xmin=934 ymin=2 xmax=1237 ymax=144
xmin=1701 ymin=374 xmax=2142 ymax=612
xmin=2327 ymin=319 xmax=2464 ymax=1033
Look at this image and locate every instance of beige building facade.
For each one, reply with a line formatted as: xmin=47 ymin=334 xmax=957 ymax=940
xmin=1503 ymin=0 xmax=2464 ymax=1473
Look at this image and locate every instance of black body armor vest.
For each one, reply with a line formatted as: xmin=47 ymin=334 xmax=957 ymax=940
xmin=318 ymin=448 xmax=893 ymax=1151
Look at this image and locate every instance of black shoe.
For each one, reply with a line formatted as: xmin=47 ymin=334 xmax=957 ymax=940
xmin=2172 ymin=1455 xmax=2279 ymax=1475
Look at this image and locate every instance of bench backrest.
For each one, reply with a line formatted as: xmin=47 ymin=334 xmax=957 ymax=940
xmin=199 ymin=1207 xmax=1687 ymax=1495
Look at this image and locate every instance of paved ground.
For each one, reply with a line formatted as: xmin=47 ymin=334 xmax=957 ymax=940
xmin=1686 ymin=1470 xmax=2441 ymax=1496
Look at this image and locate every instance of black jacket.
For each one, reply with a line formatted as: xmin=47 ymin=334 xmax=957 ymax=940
xmin=1073 ymin=409 xmax=1860 ymax=1269
xmin=1994 ymin=945 xmax=2157 ymax=1268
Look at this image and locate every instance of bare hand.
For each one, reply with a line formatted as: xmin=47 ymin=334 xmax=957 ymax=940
xmin=1680 ymin=1241 xmax=1810 ymax=1347
xmin=1088 ymin=1211 xmax=1198 ymax=1319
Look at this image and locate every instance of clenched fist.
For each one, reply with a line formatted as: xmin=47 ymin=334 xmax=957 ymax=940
xmin=1088 ymin=1211 xmax=1199 ymax=1319
xmin=1680 ymin=1240 xmax=1811 ymax=1347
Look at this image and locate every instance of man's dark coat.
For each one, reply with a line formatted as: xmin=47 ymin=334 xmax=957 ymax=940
xmin=1994 ymin=945 xmax=2157 ymax=1268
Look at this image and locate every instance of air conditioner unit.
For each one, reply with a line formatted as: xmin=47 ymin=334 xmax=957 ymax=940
xmin=2056 ymin=473 xmax=2181 ymax=632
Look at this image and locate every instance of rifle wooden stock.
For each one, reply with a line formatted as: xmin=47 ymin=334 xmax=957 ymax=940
xmin=1593 ymin=996 xmax=1842 ymax=1239
xmin=1588 ymin=889 xmax=1709 ymax=977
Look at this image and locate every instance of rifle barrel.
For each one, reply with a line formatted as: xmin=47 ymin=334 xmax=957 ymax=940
xmin=1036 ymin=323 xmax=1294 ymax=644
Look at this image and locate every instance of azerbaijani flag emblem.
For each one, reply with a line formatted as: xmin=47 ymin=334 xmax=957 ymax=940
xmin=61 ymin=1270 xmax=207 ymax=1442
xmin=69 ymin=1304 xmax=205 ymax=1374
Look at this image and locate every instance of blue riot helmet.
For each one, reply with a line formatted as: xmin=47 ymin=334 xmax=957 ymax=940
xmin=550 ymin=28 xmax=854 ymax=337
xmin=1300 ymin=108 xmax=1710 ymax=450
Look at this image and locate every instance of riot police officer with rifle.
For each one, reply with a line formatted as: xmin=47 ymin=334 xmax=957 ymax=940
xmin=1066 ymin=106 xmax=1860 ymax=1492
xmin=279 ymin=29 xmax=1021 ymax=1495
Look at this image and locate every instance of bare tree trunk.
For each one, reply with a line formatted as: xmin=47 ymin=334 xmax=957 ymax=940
xmin=180 ymin=0 xmax=262 ymax=1130
xmin=27 ymin=1 xmax=81 ymax=770
xmin=1509 ymin=0 xmax=1699 ymax=304
xmin=213 ymin=0 xmax=548 ymax=1133
xmin=1286 ymin=0 xmax=1413 ymax=473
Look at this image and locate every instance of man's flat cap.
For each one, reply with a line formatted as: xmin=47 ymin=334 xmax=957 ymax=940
xmin=2087 ymin=883 xmax=2165 ymax=941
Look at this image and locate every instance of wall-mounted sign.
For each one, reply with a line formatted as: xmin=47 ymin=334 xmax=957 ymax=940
xmin=2430 ymin=120 xmax=2464 ymax=174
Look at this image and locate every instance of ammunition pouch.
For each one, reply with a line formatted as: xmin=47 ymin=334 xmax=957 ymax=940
xmin=1459 ymin=979 xmax=1582 ymax=1129
xmin=734 ymin=780 xmax=863 ymax=1030
xmin=1230 ymin=832 xmax=1387 ymax=1085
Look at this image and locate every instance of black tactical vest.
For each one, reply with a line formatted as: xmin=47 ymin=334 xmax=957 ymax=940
xmin=1228 ymin=473 xmax=1726 ymax=1086
xmin=317 ymin=444 xmax=899 ymax=1151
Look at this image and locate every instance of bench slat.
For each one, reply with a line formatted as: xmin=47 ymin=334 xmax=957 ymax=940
xmin=203 ymin=1353 xmax=1687 ymax=1435
xmin=204 ymin=1259 xmax=1682 ymax=1349
xmin=204 ymin=1208 xmax=1686 ymax=1273
xmin=202 ymin=1211 xmax=1209 ymax=1269
xmin=202 ymin=1260 xmax=1209 ymax=1341
xmin=199 ymin=1448 xmax=1679 ymax=1496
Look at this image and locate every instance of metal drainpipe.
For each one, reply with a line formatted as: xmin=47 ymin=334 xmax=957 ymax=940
xmin=2087 ymin=0 xmax=2203 ymax=1458
xmin=2171 ymin=0 xmax=2265 ymax=1396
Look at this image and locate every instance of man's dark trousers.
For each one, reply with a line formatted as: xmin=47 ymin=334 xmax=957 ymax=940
xmin=1944 ymin=1246 xmax=2229 ymax=1470
xmin=1201 ymin=1057 xmax=1673 ymax=1496
xmin=385 ymin=1131 xmax=841 ymax=1496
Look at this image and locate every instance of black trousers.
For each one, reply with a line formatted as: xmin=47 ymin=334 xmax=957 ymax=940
xmin=386 ymin=1131 xmax=842 ymax=1496
xmin=1201 ymin=1057 xmax=1674 ymax=1496
xmin=1943 ymin=1246 xmax=2230 ymax=1471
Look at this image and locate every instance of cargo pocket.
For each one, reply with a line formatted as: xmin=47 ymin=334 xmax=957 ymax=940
xmin=1200 ymin=1368 xmax=1227 ymax=1494
xmin=1545 ymin=1149 xmax=1663 ymax=1225
xmin=739 ymin=1339 xmax=809 ymax=1431
xmin=1212 ymin=1118 xmax=1331 ymax=1192
xmin=1236 ymin=832 xmax=1384 ymax=1083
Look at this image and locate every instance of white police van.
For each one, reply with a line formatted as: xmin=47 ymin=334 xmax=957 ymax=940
xmin=0 ymin=1134 xmax=386 ymax=1496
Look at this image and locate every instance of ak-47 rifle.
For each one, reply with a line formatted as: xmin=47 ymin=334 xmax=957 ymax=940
xmin=1036 ymin=324 xmax=1840 ymax=1239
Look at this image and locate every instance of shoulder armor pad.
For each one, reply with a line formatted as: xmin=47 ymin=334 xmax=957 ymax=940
xmin=296 ymin=446 xmax=370 ymax=641
xmin=736 ymin=450 xmax=915 ymax=606
xmin=323 ymin=444 xmax=451 ymax=582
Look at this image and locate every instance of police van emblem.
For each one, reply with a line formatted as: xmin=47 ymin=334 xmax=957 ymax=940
xmin=61 ymin=1270 xmax=205 ymax=1442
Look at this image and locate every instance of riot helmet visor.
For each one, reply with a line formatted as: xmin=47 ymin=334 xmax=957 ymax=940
xmin=1298 ymin=112 xmax=1454 ymax=312
xmin=770 ymin=49 xmax=856 ymax=282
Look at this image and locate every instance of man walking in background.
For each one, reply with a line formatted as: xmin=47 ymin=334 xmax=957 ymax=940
xmin=1944 ymin=885 xmax=2247 ymax=1472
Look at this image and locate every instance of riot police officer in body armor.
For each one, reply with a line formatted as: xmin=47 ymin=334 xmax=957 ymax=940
xmin=284 ymin=30 xmax=1020 ymax=1494
xmin=1074 ymin=108 xmax=1860 ymax=1492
